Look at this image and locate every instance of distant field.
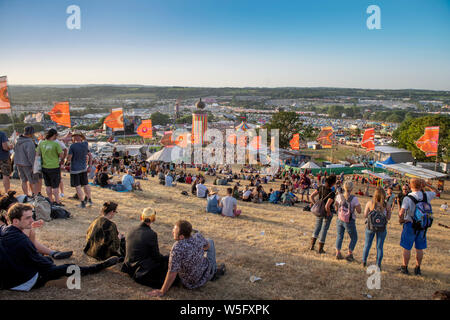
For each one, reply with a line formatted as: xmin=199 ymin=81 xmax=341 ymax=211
xmin=1 ymin=171 xmax=449 ymax=300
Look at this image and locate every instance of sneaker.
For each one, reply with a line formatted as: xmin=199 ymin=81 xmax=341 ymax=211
xmin=78 ymin=201 xmax=86 ymax=209
xmin=414 ymin=266 xmax=422 ymax=276
xmin=51 ymin=251 xmax=73 ymax=260
xmin=60 ymin=193 xmax=64 ymax=198
xmin=336 ymin=252 xmax=344 ymax=260
xmin=211 ymin=264 xmax=226 ymax=281
xmin=345 ymin=254 xmax=355 ymax=262
xmin=399 ymin=265 xmax=409 ymax=275
xmin=88 ymin=198 xmax=93 ymax=206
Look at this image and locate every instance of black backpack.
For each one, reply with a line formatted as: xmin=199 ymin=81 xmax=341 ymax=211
xmin=367 ymin=207 xmax=387 ymax=232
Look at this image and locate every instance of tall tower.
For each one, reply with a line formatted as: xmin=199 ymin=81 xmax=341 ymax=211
xmin=192 ymin=98 xmax=208 ymax=145
xmin=175 ymin=98 xmax=180 ymax=119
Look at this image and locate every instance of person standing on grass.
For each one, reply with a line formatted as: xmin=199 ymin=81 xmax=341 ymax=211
xmin=66 ymin=131 xmax=92 ymax=208
xmin=362 ymin=187 xmax=391 ymax=269
xmin=14 ymin=126 xmax=38 ymax=197
xmin=398 ymin=178 xmax=438 ymax=276
xmin=55 ymin=138 xmax=68 ymax=198
xmin=395 ymin=184 xmax=410 ymax=213
xmin=334 ymin=181 xmax=361 ymax=261
xmin=0 ymin=130 xmax=13 ymax=194
xmin=309 ymin=175 xmax=337 ymax=254
xmin=36 ymin=129 xmax=64 ymax=205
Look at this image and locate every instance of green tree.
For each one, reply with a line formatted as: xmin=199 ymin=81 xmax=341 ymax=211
xmin=151 ymin=112 xmax=170 ymax=126
xmin=392 ymin=115 xmax=450 ymax=162
xmin=264 ymin=111 xmax=307 ymax=148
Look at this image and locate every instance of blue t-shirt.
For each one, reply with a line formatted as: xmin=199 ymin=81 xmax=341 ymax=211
xmin=68 ymin=142 xmax=89 ymax=173
xmin=122 ymin=174 xmax=134 ymax=191
xmin=0 ymin=131 xmax=9 ymax=160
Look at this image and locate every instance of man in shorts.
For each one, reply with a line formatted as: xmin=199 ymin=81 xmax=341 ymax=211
xmin=0 ymin=130 xmax=13 ymax=193
xmin=399 ymin=178 xmax=437 ymax=276
xmin=66 ymin=131 xmax=92 ymax=208
xmin=36 ymin=129 xmax=64 ymax=205
xmin=14 ymin=126 xmax=38 ymax=196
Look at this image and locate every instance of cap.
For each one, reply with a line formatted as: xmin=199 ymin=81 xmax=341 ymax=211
xmin=24 ymin=126 xmax=35 ymax=136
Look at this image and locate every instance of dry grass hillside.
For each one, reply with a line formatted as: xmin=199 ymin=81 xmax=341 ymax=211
xmin=1 ymin=171 xmax=449 ymax=300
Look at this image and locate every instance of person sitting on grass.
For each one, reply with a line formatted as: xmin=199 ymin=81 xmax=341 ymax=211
xmin=196 ymin=178 xmax=208 ymax=198
xmin=121 ymin=206 xmax=169 ymax=288
xmin=147 ymin=220 xmax=226 ymax=297
xmin=165 ymin=171 xmax=176 ymax=187
xmin=113 ymin=169 xmax=142 ymax=192
xmin=219 ymin=187 xmax=241 ymax=217
xmin=232 ymin=184 xmax=240 ymax=200
xmin=206 ymin=187 xmax=222 ymax=214
xmin=0 ymin=203 xmax=119 ymax=291
xmin=242 ymin=186 xmax=253 ymax=202
xmin=0 ymin=191 xmax=73 ymax=260
xmin=84 ymin=201 xmax=125 ymax=261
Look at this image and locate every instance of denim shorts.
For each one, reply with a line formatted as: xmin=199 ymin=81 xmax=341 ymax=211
xmin=400 ymin=222 xmax=427 ymax=250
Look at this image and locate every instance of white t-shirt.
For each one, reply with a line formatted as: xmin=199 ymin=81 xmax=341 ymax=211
xmin=56 ymin=139 xmax=67 ymax=150
xmin=401 ymin=191 xmax=436 ymax=223
xmin=243 ymin=190 xmax=252 ymax=199
xmin=335 ymin=194 xmax=360 ymax=220
xmin=196 ymin=183 xmax=207 ymax=198
xmin=220 ymin=196 xmax=237 ymax=217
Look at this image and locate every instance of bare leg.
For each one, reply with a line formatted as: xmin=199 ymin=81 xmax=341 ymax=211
xmin=52 ymin=188 xmax=60 ymax=203
xmin=402 ymin=248 xmax=411 ymax=267
xmin=3 ymin=176 xmax=10 ymax=193
xmin=415 ymin=249 xmax=423 ymax=267
xmin=83 ymin=185 xmax=91 ymax=200
xmin=36 ymin=178 xmax=43 ymax=194
xmin=75 ymin=186 xmax=84 ymax=202
xmin=22 ymin=181 xmax=29 ymax=196
xmin=46 ymin=186 xmax=54 ymax=202
xmin=59 ymin=180 xmax=64 ymax=195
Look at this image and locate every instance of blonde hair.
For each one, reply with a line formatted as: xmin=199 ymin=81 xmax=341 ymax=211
xmin=343 ymin=181 xmax=353 ymax=199
xmin=370 ymin=187 xmax=386 ymax=211
xmin=141 ymin=206 xmax=156 ymax=223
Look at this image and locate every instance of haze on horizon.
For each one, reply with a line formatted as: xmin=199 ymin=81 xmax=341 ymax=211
xmin=1 ymin=0 xmax=449 ymax=91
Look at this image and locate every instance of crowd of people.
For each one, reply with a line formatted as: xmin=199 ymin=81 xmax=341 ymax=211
xmin=0 ymin=127 xmax=445 ymax=296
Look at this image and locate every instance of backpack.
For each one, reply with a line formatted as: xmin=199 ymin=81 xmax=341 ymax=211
xmin=50 ymin=206 xmax=71 ymax=219
xmin=338 ymin=195 xmax=354 ymax=223
xmin=33 ymin=195 xmax=52 ymax=222
xmin=407 ymin=191 xmax=433 ymax=235
xmin=367 ymin=206 xmax=387 ymax=232
xmin=311 ymin=186 xmax=333 ymax=218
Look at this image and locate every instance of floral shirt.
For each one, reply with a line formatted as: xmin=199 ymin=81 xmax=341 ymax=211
xmin=169 ymin=232 xmax=213 ymax=289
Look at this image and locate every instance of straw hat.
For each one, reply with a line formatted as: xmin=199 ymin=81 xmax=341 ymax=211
xmin=210 ymin=187 xmax=219 ymax=195
xmin=71 ymin=130 xmax=86 ymax=140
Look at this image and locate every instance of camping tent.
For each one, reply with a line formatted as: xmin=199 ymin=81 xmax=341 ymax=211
xmin=381 ymin=156 xmax=396 ymax=165
xmin=147 ymin=146 xmax=187 ymax=163
xmin=301 ymin=161 xmax=320 ymax=169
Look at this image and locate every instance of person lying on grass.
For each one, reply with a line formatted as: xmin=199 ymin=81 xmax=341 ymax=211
xmin=0 ymin=203 xmax=119 ymax=291
xmin=147 ymin=220 xmax=225 ymax=297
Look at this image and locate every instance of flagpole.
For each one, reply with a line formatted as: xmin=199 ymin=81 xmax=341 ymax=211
xmin=5 ymin=77 xmax=16 ymax=133
xmin=435 ymin=140 xmax=439 ymax=172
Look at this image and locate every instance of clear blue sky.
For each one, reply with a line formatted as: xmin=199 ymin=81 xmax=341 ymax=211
xmin=1 ymin=0 xmax=449 ymax=90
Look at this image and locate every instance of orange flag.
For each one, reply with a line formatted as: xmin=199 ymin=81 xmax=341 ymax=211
xmin=137 ymin=119 xmax=152 ymax=139
xmin=49 ymin=102 xmax=71 ymax=128
xmin=174 ymin=132 xmax=189 ymax=148
xmin=0 ymin=76 xmax=11 ymax=114
xmin=316 ymin=127 xmax=333 ymax=148
xmin=361 ymin=128 xmax=375 ymax=151
xmin=415 ymin=126 xmax=439 ymax=157
xmin=104 ymin=108 xmax=124 ymax=130
xmin=250 ymin=136 xmax=262 ymax=151
xmin=290 ymin=133 xmax=300 ymax=150
xmin=160 ymin=131 xmax=173 ymax=146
